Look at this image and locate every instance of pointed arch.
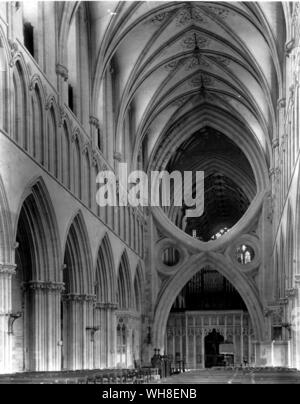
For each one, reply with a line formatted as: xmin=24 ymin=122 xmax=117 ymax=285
xmin=72 ymin=135 xmax=81 ymax=198
xmin=133 ymin=262 xmax=144 ymax=313
xmin=47 ymin=105 xmax=58 ymax=177
xmin=0 ymin=175 xmax=14 ymax=264
xmin=63 ymin=210 xmax=93 ymax=295
xmin=153 ymin=252 xmax=265 ymax=349
xmin=31 ymin=82 xmax=45 ymax=164
xmin=61 ymin=120 xmax=71 ymax=188
xmin=12 ymin=60 xmax=28 ymax=149
xmin=117 ymin=250 xmax=133 ymax=310
xmin=15 ymin=176 xmax=62 ymax=282
xmin=82 ymin=149 xmax=91 ymax=208
xmin=94 ymin=233 xmax=116 ymax=303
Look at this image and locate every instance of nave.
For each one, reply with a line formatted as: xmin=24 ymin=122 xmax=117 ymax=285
xmin=1 ymin=1 xmax=300 ymax=378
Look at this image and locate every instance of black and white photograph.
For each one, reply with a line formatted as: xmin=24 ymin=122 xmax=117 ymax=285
xmin=0 ymin=0 xmax=300 ymax=387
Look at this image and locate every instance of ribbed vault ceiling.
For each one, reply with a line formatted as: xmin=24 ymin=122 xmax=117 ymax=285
xmin=89 ymin=1 xmax=286 ymax=169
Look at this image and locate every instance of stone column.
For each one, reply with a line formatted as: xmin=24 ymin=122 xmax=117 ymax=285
xmin=63 ymin=293 xmax=96 ymax=370
xmin=294 ymin=275 xmax=300 ymax=369
xmin=0 ymin=264 xmax=16 ymax=374
xmin=185 ymin=314 xmax=188 ymax=367
xmin=45 ymin=282 xmax=65 ymax=371
xmin=85 ymin=295 xmax=97 ymax=369
xmin=108 ymin=304 xmax=117 ymax=368
xmin=25 ymin=281 xmax=64 ymax=371
xmin=240 ymin=313 xmax=244 ymax=364
xmin=93 ymin=303 xmax=102 ymax=369
xmin=201 ymin=331 xmax=205 ymax=369
xmin=193 ymin=317 xmax=196 ymax=369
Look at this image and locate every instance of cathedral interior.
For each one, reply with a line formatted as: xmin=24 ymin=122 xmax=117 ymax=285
xmin=0 ymin=0 xmax=300 ymax=382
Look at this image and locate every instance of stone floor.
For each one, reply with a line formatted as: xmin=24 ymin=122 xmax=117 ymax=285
xmin=158 ymin=368 xmax=300 ymax=384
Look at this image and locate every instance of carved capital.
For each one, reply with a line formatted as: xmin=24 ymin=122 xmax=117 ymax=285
xmin=92 ymin=150 xmax=99 ymax=167
xmin=8 ymin=40 xmax=19 ymax=67
xmin=269 ymin=168 xmax=275 ymax=177
xmin=285 ymin=39 xmax=295 ymax=56
xmin=277 ymin=98 xmax=286 ymax=109
xmin=279 ymin=297 xmax=289 ymax=306
xmin=62 ymin=293 xmax=96 ymax=303
xmin=89 ymin=116 xmax=100 ymax=129
xmin=56 ymin=63 xmax=68 ymax=81
xmin=0 ymin=264 xmax=16 ymax=276
xmin=294 ymin=274 xmax=300 ymax=285
xmin=286 ymin=288 xmax=298 ymax=298
xmin=82 ymin=142 xmax=91 ymax=156
xmin=25 ymin=281 xmax=65 ymax=292
xmin=114 ymin=152 xmax=122 ymax=162
xmin=272 ymin=138 xmax=279 ymax=149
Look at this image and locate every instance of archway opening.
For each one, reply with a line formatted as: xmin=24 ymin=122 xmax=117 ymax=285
xmin=12 ymin=181 xmax=61 ymax=373
xmin=164 ymin=266 xmax=253 ymax=369
xmin=165 ymin=128 xmax=256 ymax=242
xmin=205 ymin=330 xmax=224 ymax=368
xmin=62 ymin=213 xmax=93 ymax=371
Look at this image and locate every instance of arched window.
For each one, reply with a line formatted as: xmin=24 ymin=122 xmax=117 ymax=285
xmin=12 ymin=62 xmax=27 ymax=148
xmin=62 ymin=123 xmax=70 ymax=188
xmin=236 ymin=245 xmax=254 ymax=265
xmin=117 ymin=253 xmax=132 ymax=310
xmin=47 ymin=107 xmax=58 ymax=177
xmin=32 ymin=85 xmax=44 ymax=164
xmin=82 ymin=151 xmax=91 ymax=207
xmin=72 ymin=138 xmax=81 ymax=198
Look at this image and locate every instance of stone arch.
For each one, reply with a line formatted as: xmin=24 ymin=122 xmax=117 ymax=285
xmin=47 ymin=103 xmax=59 ymax=177
xmin=94 ymin=233 xmax=116 ymax=304
xmin=153 ymin=253 xmax=265 ymax=350
xmin=14 ymin=176 xmax=62 ymax=281
xmin=71 ymin=131 xmax=82 ymax=198
xmin=12 ymin=177 xmax=62 ymax=372
xmin=61 ymin=120 xmax=71 ymax=188
xmin=63 ymin=210 xmax=94 ymax=295
xmin=117 ymin=250 xmax=133 ymax=310
xmin=0 ymin=175 xmax=14 ymax=264
xmin=31 ymin=81 xmax=45 ymax=164
xmin=12 ymin=59 xmax=28 ymax=149
xmin=148 ymin=107 xmax=269 ymax=193
xmin=82 ymin=149 xmax=91 ymax=208
xmin=93 ymin=233 xmax=117 ymax=369
xmin=133 ymin=262 xmax=144 ymax=313
xmin=62 ymin=210 xmax=94 ymax=370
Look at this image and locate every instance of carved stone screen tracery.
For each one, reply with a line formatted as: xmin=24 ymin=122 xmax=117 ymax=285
xmin=165 ymin=311 xmax=254 ymax=369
